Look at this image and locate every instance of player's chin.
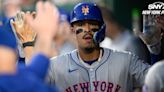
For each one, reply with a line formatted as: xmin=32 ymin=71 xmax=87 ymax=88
xmin=83 ymin=45 xmax=98 ymax=53
xmin=84 ymin=44 xmax=96 ymax=49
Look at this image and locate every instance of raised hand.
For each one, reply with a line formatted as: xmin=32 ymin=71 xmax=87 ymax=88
xmin=10 ymin=12 xmax=36 ymax=43
xmin=25 ymin=1 xmax=59 ymax=57
xmin=25 ymin=1 xmax=59 ymax=40
xmin=133 ymin=15 xmax=163 ymax=45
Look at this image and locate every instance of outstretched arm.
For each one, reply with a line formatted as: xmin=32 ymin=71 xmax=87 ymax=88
xmin=10 ymin=12 xmax=36 ymax=64
xmin=25 ymin=1 xmax=59 ymax=79
xmin=133 ymin=15 xmax=163 ymax=55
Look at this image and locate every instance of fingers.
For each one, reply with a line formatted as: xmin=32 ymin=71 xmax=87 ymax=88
xmin=36 ymin=1 xmax=44 ymax=14
xmin=51 ymin=3 xmax=60 ymax=35
xmin=44 ymin=1 xmax=60 ymax=35
xmin=23 ymin=1 xmax=60 ymax=40
xmin=44 ymin=1 xmax=54 ymax=12
xmin=24 ymin=12 xmax=34 ymax=28
xmin=15 ymin=12 xmax=24 ymax=28
xmin=53 ymin=2 xmax=59 ymax=21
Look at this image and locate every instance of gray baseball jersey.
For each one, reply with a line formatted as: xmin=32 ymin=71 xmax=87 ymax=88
xmin=143 ymin=61 xmax=164 ymax=92
xmin=48 ymin=48 xmax=150 ymax=92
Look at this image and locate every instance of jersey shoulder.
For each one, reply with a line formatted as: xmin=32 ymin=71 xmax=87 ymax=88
xmin=103 ymin=47 xmax=135 ymax=64
xmin=147 ymin=61 xmax=164 ymax=76
xmin=50 ymin=49 xmax=78 ymax=66
xmin=108 ymin=48 xmax=133 ymax=58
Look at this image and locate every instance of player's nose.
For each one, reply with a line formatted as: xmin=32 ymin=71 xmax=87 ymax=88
xmin=83 ymin=23 xmax=92 ymax=32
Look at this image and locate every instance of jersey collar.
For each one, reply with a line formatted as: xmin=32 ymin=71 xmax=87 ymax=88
xmin=70 ymin=48 xmax=111 ymax=69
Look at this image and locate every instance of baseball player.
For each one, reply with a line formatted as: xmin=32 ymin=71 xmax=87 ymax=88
xmin=143 ymin=60 xmax=164 ymax=92
xmin=48 ymin=2 xmax=150 ymax=92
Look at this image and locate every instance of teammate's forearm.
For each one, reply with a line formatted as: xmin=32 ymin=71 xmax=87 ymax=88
xmin=34 ymin=36 xmax=53 ymax=58
xmin=147 ymin=41 xmax=161 ymax=55
xmin=23 ymin=46 xmax=34 ymax=65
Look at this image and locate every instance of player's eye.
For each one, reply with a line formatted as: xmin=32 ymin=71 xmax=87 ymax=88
xmin=76 ymin=29 xmax=83 ymax=34
xmin=91 ymin=28 xmax=99 ymax=32
xmin=90 ymin=23 xmax=97 ymax=26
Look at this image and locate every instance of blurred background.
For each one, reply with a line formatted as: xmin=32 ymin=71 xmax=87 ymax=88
xmin=0 ymin=0 xmax=157 ymax=31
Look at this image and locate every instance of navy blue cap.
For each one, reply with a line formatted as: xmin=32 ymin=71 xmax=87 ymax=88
xmin=58 ymin=8 xmax=70 ymax=22
xmin=70 ymin=2 xmax=104 ymax=25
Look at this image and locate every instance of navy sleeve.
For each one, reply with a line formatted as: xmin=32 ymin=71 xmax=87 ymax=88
xmin=26 ymin=53 xmax=50 ymax=80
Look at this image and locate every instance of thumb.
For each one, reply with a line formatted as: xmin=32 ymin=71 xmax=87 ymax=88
xmin=10 ymin=19 xmax=18 ymax=33
xmin=10 ymin=19 xmax=16 ymax=29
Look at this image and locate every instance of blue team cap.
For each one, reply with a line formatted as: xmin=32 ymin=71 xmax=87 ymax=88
xmin=58 ymin=8 xmax=70 ymax=22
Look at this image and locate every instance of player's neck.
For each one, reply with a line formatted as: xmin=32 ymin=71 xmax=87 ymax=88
xmin=78 ymin=47 xmax=101 ymax=62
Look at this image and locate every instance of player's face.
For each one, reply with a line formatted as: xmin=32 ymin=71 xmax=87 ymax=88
xmin=72 ymin=20 xmax=100 ymax=49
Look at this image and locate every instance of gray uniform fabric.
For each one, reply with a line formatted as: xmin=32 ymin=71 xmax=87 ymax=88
xmin=48 ymin=48 xmax=150 ymax=92
xmin=143 ymin=61 xmax=164 ymax=92
xmin=101 ymin=31 xmax=151 ymax=64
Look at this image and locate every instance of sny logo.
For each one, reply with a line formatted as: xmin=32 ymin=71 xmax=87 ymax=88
xmin=148 ymin=2 xmax=164 ymax=10
xmin=142 ymin=1 xmax=164 ymax=15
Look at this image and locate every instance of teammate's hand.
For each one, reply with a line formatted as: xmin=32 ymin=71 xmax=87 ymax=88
xmin=133 ymin=16 xmax=163 ymax=45
xmin=25 ymin=1 xmax=59 ymax=40
xmin=10 ymin=12 xmax=36 ymax=43
xmin=133 ymin=29 xmax=161 ymax=45
xmin=24 ymin=1 xmax=59 ymax=57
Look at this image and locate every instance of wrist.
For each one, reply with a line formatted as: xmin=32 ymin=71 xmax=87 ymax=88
xmin=34 ymin=39 xmax=53 ymax=57
xmin=147 ymin=41 xmax=161 ymax=55
xmin=23 ymin=41 xmax=35 ymax=48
